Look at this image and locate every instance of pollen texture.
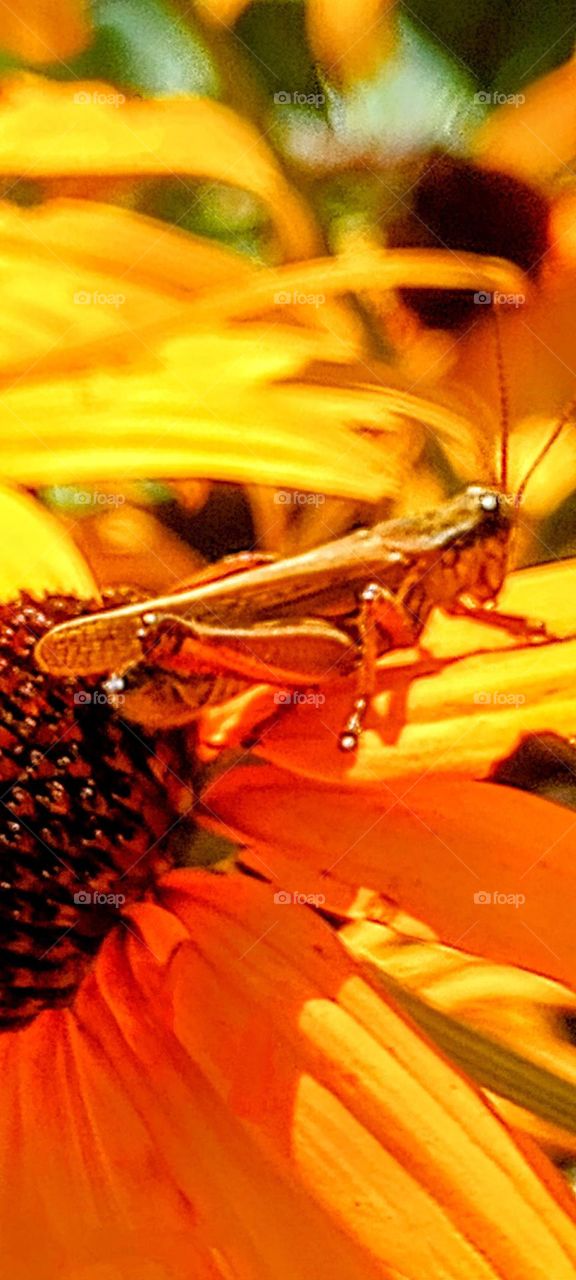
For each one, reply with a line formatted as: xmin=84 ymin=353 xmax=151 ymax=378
xmin=0 ymin=596 xmax=175 ymax=1029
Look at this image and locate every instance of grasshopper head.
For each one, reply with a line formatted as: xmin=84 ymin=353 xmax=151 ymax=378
xmin=461 ymin=483 xmax=516 ymax=602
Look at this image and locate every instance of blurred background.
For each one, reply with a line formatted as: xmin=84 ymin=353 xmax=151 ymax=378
xmin=4 ymin=0 xmax=576 ymax=588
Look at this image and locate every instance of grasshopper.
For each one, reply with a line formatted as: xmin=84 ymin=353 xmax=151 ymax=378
xmin=35 ymin=393 xmax=571 ymax=751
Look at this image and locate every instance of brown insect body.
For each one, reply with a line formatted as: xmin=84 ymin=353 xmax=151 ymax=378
xmin=35 ymin=483 xmax=520 ymax=744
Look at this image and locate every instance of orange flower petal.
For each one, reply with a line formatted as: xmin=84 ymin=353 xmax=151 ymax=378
xmin=307 ymin=0 xmax=396 ymax=84
xmin=473 ymin=54 xmax=576 ymax=179
xmin=0 ymin=1 xmax=89 ymax=62
xmin=5 ymin=874 xmax=576 ymax=1276
xmin=341 ymin=920 xmax=576 ymax=1158
xmin=161 ymin=870 xmax=576 ymax=1279
xmin=4 ymin=847 xmax=576 ymax=1280
xmin=201 ymin=763 xmax=576 ymax=989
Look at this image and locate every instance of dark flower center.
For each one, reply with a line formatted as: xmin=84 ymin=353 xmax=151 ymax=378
xmin=0 ymin=595 xmax=179 ymax=1030
xmin=387 ymin=153 xmax=550 ymax=329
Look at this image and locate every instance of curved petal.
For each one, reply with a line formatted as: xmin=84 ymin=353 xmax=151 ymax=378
xmin=4 ymin=874 xmax=576 ymax=1277
xmin=0 ymin=199 xmax=255 ymax=375
xmin=201 ymin=763 xmax=576 ymax=989
xmin=197 ymin=246 xmax=528 ymax=324
xmin=341 ymin=920 xmax=576 ymax=1158
xmin=307 ymin=0 xmax=396 ymax=84
xmin=0 ymin=75 xmax=321 ymax=259
xmin=473 ymin=54 xmax=576 ymax=179
xmin=0 ymin=485 xmax=96 ymax=600
xmin=0 ymin=325 xmax=410 ymax=501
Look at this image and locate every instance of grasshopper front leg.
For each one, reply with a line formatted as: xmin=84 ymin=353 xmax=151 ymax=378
xmin=339 ymin=582 xmax=421 ymax=750
xmin=445 ymin=598 xmax=553 ymax=641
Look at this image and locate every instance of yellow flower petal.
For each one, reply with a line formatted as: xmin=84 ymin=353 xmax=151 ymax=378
xmin=0 ymin=485 xmax=96 ymax=600
xmin=194 ymin=0 xmax=252 ymax=21
xmin=0 ymin=325 xmax=411 ymax=501
xmin=473 ymin=54 xmax=576 ymax=179
xmin=307 ymin=0 xmax=396 ymax=84
xmin=342 ymin=920 xmax=576 ymax=1157
xmin=197 ymin=245 xmax=529 ymax=324
xmin=0 ymin=75 xmax=321 ymax=259
xmin=0 ymin=198 xmax=253 ymax=375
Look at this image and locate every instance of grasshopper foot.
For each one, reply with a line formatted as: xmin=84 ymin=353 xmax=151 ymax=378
xmin=339 ymin=697 xmax=369 ymax=752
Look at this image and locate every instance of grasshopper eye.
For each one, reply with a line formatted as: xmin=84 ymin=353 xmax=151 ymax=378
xmin=465 ymin=485 xmax=500 ymax=512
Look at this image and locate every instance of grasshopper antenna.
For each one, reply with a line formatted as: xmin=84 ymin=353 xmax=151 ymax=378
xmin=515 ymin=393 xmax=576 ymax=506
xmin=492 ymin=309 xmax=510 ymax=490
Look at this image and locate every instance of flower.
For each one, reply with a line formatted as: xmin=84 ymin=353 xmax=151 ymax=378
xmin=2 ymin=505 xmax=576 ymax=1278
xmin=0 ymin=58 xmax=575 ymax=1280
